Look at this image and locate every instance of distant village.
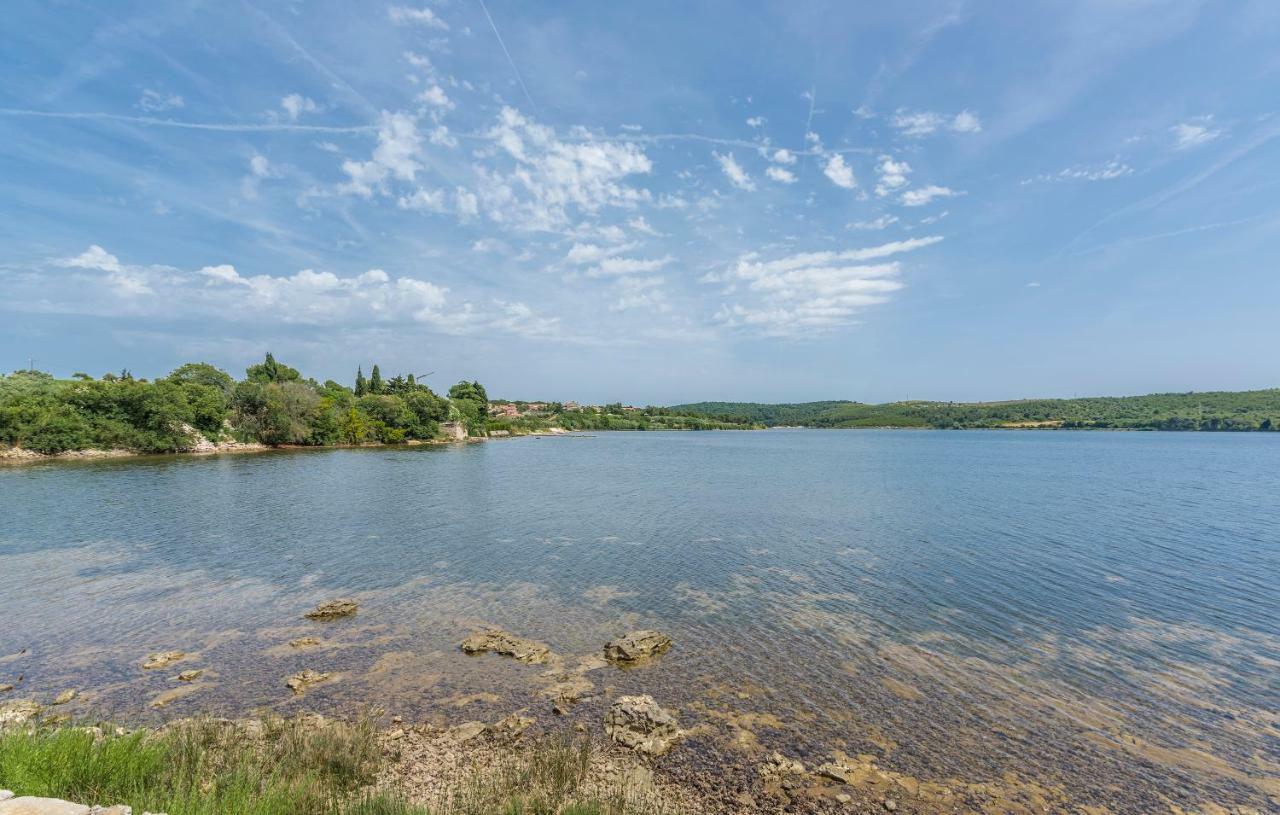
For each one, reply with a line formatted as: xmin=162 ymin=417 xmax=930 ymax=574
xmin=486 ymin=400 xmax=644 ymax=419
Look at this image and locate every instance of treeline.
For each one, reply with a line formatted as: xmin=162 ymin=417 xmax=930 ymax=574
xmin=674 ymin=389 xmax=1280 ymax=431
xmin=0 ymin=354 xmax=490 ymax=455
xmin=485 ymin=402 xmax=758 ymax=433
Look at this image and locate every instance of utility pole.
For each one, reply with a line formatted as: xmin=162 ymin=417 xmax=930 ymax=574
xmin=27 ymin=357 xmax=35 ymax=372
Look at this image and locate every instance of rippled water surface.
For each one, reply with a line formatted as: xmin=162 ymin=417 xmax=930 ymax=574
xmin=3 ymin=431 xmax=1278 ymax=812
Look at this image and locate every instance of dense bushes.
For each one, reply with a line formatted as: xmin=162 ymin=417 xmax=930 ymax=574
xmin=0 ymin=355 xmax=464 ymax=454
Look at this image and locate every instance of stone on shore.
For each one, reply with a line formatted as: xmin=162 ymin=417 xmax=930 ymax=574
xmin=604 ymin=695 xmax=681 ymax=756
xmin=0 ymin=699 xmax=42 ymax=727
xmin=447 ymin=721 xmax=487 ymax=742
xmin=52 ymin=690 xmax=77 ymax=706
xmin=0 ymin=797 xmax=90 ymax=814
xmin=460 ymin=628 xmax=551 ymax=664
xmin=603 ymin=630 xmax=672 ymax=664
xmin=761 ymin=751 xmax=807 ymax=778
xmin=285 ymin=670 xmax=331 ymax=695
xmin=142 ymin=651 xmax=185 ymax=670
xmin=304 ymin=599 xmax=358 ymax=621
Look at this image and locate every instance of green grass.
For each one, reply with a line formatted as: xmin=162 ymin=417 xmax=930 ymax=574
xmin=0 ymin=716 xmax=424 ymax=815
xmin=0 ymin=719 xmax=675 ymax=815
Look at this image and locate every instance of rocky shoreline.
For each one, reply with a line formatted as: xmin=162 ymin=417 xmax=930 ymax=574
xmin=2 ymin=601 xmax=1268 ymax=815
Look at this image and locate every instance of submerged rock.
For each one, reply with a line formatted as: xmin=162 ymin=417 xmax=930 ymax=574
xmin=285 ymin=670 xmax=331 ymax=695
xmin=603 ymin=630 xmax=672 ymax=664
xmin=447 ymin=721 xmax=487 ymax=742
xmin=289 ymin=637 xmax=321 ymax=648
xmin=604 ymin=695 xmax=681 ymax=756
xmin=176 ymin=670 xmax=203 ymax=682
xmin=142 ymin=651 xmax=185 ymax=670
xmin=304 ymin=599 xmax=358 ymax=621
xmin=52 ymin=690 xmax=78 ymax=706
xmin=0 ymin=698 xmax=42 ymax=727
xmin=460 ymin=628 xmax=551 ymax=664
xmin=0 ymin=685 xmax=13 ymax=694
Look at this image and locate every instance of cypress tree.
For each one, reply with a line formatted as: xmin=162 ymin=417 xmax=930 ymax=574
xmin=355 ymin=366 xmax=367 ymax=396
xmin=370 ymin=364 xmax=383 ymax=394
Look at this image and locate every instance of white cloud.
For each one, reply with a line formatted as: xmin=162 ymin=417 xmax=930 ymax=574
xmin=249 ymin=155 xmax=272 ymax=177
xmin=950 ymin=110 xmax=982 ymax=133
xmin=1022 ymin=159 xmax=1133 ymax=184
xmin=564 ymin=241 xmax=638 ymax=265
xmin=586 ymin=255 xmax=672 ymax=278
xmin=628 ymin=216 xmax=662 ymax=236
xmin=397 ymin=187 xmax=448 ymax=212
xmin=55 ymin=245 xmax=153 ymax=296
xmin=847 ymin=214 xmax=899 ymax=231
xmin=892 ymin=108 xmax=983 ymax=136
xmin=490 ymin=300 xmax=560 ymax=338
xmin=746 ymin=116 xmax=765 ymax=128
xmin=1171 ymin=118 xmax=1221 ymax=150
xmin=388 ymin=5 xmax=448 ymax=29
xmin=475 ymin=107 xmax=653 ymax=231
xmin=771 ymin=148 xmax=797 ymax=165
xmin=901 ymin=185 xmax=961 ymax=206
xmin=874 ymin=155 xmax=911 ymax=197
xmin=428 ymin=124 xmax=457 ymax=147
xmin=704 ymin=237 xmax=943 ymax=336
xmin=340 ymin=111 xmax=423 ymax=197
xmin=823 ymin=153 xmax=857 ymax=189
xmin=137 ymin=89 xmax=184 ymax=112
xmin=610 ymin=275 xmax=669 ymax=312
xmin=714 ymin=151 xmax=755 ymax=191
xmin=417 ymin=84 xmax=453 ymax=108
xmin=766 ymin=165 xmax=797 ymax=184
xmin=281 ymin=94 xmax=319 ymax=121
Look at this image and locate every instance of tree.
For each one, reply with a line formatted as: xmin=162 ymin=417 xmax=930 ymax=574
xmin=246 ymin=353 xmax=301 ymax=384
xmin=448 ymin=380 xmax=488 ymax=404
xmin=355 ymin=366 xmax=367 ymax=396
xmin=166 ymin=362 xmax=234 ymax=395
xmin=369 ymin=364 xmax=383 ymax=395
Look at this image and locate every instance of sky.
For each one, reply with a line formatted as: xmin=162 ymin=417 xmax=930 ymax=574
xmin=2 ymin=0 xmax=1279 ymax=404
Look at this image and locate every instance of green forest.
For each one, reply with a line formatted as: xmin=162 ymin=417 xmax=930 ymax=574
xmin=0 ymin=355 xmax=751 ymax=456
xmin=675 ymin=389 xmax=1280 ymax=431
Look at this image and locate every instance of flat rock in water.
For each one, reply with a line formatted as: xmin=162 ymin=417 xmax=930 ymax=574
xmin=176 ymin=670 xmax=203 ymax=682
xmin=286 ymin=670 xmax=331 ymax=695
xmin=448 ymin=721 xmax=487 ymax=742
xmin=304 ymin=599 xmax=358 ymax=620
xmin=0 ymin=685 xmax=13 ymax=693
xmin=289 ymin=637 xmax=321 ymax=648
xmin=142 ymin=651 xmax=185 ymax=670
xmin=51 ymin=690 xmax=77 ymax=705
xmin=604 ymin=694 xmax=681 ymax=756
xmin=460 ymin=628 xmax=551 ymax=664
xmin=603 ymin=630 xmax=672 ymax=664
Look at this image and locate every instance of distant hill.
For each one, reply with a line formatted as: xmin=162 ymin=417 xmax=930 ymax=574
xmin=671 ymin=389 xmax=1280 ymax=431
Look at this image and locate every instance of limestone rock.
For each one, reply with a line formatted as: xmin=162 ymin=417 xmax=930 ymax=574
xmin=0 ymin=797 xmax=90 ymax=815
xmin=0 ymin=791 xmax=12 ymax=801
xmin=285 ymin=670 xmax=331 ymax=695
xmin=0 ymin=685 xmax=13 ymax=693
xmin=447 ymin=721 xmax=487 ymax=742
xmin=176 ymin=670 xmax=203 ymax=682
xmin=761 ymin=751 xmax=806 ymax=778
xmin=603 ymin=630 xmax=672 ymax=664
xmin=142 ymin=651 xmax=185 ymax=670
xmin=52 ymin=690 xmax=78 ymax=706
xmin=289 ymin=637 xmax=321 ymax=648
xmin=460 ymin=628 xmax=551 ymax=664
xmin=89 ymin=807 xmax=132 ymax=815
xmin=0 ymin=699 xmax=41 ymax=727
xmin=604 ymin=695 xmax=681 ymax=756
xmin=304 ymin=599 xmax=358 ymax=621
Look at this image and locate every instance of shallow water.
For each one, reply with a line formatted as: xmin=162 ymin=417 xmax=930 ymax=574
xmin=3 ymin=431 xmax=1278 ymax=812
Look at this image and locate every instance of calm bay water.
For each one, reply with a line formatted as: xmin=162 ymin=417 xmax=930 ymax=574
xmin=2 ymin=430 xmax=1278 ymax=812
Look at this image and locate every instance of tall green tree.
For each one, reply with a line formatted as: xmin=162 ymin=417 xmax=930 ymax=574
xmin=369 ymin=364 xmax=383 ymax=394
xmin=246 ymin=353 xmax=301 ymax=384
xmin=355 ymin=366 xmax=367 ymax=396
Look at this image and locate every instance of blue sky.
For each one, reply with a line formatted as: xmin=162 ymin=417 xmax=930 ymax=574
xmin=2 ymin=1 xmax=1278 ymax=403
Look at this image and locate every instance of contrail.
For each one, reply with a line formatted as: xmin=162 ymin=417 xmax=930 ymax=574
xmin=476 ymin=0 xmax=538 ymax=115
xmin=0 ymin=108 xmax=376 ymax=133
